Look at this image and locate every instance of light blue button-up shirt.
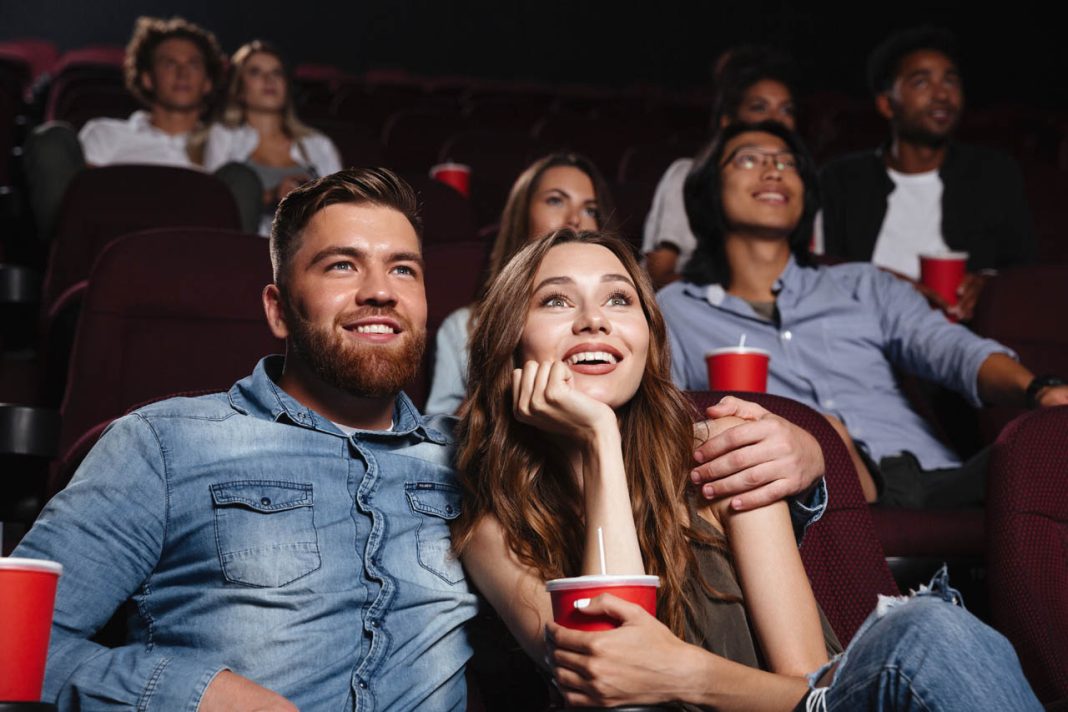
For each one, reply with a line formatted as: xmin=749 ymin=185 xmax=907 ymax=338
xmin=658 ymin=258 xmax=1014 ymax=469
xmin=15 ymin=356 xmax=476 ymax=711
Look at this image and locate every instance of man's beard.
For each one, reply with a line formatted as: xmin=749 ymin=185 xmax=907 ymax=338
xmin=284 ymin=301 xmax=425 ymax=399
xmin=894 ymin=105 xmax=958 ymax=149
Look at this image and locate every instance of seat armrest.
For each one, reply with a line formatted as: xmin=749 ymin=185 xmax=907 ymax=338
xmin=0 ymin=263 xmax=42 ymax=305
xmin=0 ymin=403 xmax=60 ymax=457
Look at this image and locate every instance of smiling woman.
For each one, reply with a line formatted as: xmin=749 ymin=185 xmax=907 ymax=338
xmin=454 ymin=228 xmax=1043 ymax=711
xmin=424 ymin=152 xmax=615 ymax=415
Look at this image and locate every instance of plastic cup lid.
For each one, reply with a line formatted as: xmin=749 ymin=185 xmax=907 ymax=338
xmin=546 ymin=574 xmax=659 ymax=591
xmin=0 ymin=557 xmax=64 ymax=575
xmin=919 ymin=251 xmax=969 ymax=260
xmin=705 ymin=346 xmax=770 ymax=357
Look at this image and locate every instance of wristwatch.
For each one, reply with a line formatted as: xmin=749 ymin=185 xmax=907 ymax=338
xmin=1025 ymin=374 xmax=1066 ymax=409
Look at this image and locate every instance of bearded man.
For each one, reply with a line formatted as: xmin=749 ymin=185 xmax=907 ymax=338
xmin=14 ymin=168 xmax=477 ymax=712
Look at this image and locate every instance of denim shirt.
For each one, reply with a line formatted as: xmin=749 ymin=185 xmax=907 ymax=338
xmin=658 ymin=257 xmax=1014 ymax=469
xmin=14 ymin=356 xmax=476 ymax=712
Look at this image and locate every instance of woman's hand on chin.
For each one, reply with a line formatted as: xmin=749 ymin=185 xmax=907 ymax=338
xmin=513 ymin=360 xmax=616 ymax=441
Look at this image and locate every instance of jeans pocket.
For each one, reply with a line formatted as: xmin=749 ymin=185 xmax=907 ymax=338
xmin=211 ymin=480 xmax=321 ymax=587
xmin=405 ymin=482 xmax=464 ymax=585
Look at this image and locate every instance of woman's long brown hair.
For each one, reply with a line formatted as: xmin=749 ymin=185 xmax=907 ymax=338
xmin=453 ymin=229 xmax=730 ymax=637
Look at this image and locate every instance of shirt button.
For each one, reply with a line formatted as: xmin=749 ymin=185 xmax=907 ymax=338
xmin=445 ymin=505 xmax=454 ymax=514
xmin=260 ymin=497 xmax=271 ymax=506
xmin=782 ymin=331 xmax=792 ymax=340
xmin=359 ymin=680 xmax=368 ymax=689
xmin=370 ymin=619 xmax=380 ymax=628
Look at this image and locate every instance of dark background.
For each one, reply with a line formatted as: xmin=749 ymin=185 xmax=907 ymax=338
xmin=1 ymin=1 xmax=1062 ymax=108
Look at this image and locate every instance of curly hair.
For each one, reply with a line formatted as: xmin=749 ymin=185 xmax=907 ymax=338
xmin=452 ymin=228 xmax=732 ymax=638
xmin=124 ymin=16 xmax=224 ymax=108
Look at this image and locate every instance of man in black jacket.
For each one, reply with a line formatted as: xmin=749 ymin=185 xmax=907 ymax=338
xmin=818 ymin=27 xmax=1036 ymax=320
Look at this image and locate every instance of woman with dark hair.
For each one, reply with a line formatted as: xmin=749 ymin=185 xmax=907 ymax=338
xmin=643 ymin=45 xmax=799 ymax=290
xmin=455 ymin=227 xmax=1042 ymax=711
xmin=202 ymin=40 xmax=341 ymax=234
xmin=424 ymin=152 xmax=614 ymax=415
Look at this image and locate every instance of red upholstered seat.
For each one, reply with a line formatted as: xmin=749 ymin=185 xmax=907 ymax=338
xmin=382 ymin=109 xmax=470 ymax=174
xmin=38 ymin=166 xmax=242 ymax=403
xmin=49 ymin=228 xmax=282 ymax=495
xmin=403 ymin=173 xmax=477 ymax=245
xmin=43 ymin=165 xmax=241 ymax=310
xmin=987 ymin=406 xmax=1068 ymax=705
xmin=971 ymin=264 xmax=1068 ymax=440
xmin=686 ymin=390 xmax=899 ymax=643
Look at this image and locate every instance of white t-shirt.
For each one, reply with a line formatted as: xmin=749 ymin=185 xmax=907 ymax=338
xmin=641 ymin=158 xmax=698 ymax=271
xmin=78 ymin=111 xmax=199 ymax=169
xmin=203 ymin=123 xmax=342 ymax=177
xmin=870 ymin=167 xmax=949 ymax=279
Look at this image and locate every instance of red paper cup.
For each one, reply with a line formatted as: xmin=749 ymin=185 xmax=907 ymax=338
xmin=547 ymin=574 xmax=659 ymax=631
xmin=705 ymin=347 xmax=770 ymax=393
xmin=919 ymin=251 xmax=968 ymax=307
xmin=0 ymin=558 xmax=63 ymax=701
xmin=429 ymin=162 xmax=471 ymax=197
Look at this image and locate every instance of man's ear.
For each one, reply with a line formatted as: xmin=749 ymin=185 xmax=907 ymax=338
xmin=140 ymin=70 xmax=155 ymax=94
xmin=875 ymin=92 xmax=894 ymax=121
xmin=263 ymin=284 xmax=290 ymax=340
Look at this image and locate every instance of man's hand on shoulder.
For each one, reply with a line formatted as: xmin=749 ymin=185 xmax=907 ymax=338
xmin=200 ymin=671 xmax=299 ymax=712
xmin=691 ymin=397 xmax=824 ymax=511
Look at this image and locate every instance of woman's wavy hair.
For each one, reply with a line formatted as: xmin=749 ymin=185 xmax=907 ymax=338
xmin=683 ymin=121 xmax=818 ymax=287
xmin=486 ymin=153 xmax=615 ymax=295
xmin=453 ymin=228 xmax=729 ymax=638
xmin=220 ymin=40 xmax=314 ymax=141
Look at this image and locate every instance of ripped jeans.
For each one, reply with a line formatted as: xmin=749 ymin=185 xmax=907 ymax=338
xmin=803 ymin=566 xmax=1042 ymax=711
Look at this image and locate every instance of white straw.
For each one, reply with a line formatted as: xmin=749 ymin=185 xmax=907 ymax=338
xmin=738 ymin=333 xmax=747 ymax=349
xmin=597 ymin=527 xmax=607 ymax=576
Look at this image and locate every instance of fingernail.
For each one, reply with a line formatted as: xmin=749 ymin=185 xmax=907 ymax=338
xmin=702 ymin=483 xmax=715 ymax=498
xmin=690 ymin=469 xmax=701 ymax=483
xmin=717 ymin=396 xmax=728 ymax=404
xmin=731 ymin=498 xmax=743 ymax=510
xmin=573 ymin=598 xmax=590 ymax=609
xmin=693 ymin=450 xmax=706 ymax=464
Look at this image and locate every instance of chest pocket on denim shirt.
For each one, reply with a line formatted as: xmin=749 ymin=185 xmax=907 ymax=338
xmin=211 ymin=480 xmax=321 ymax=587
xmin=405 ymin=482 xmax=464 ymax=585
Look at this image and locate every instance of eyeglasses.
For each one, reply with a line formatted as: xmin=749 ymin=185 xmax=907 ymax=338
xmin=722 ymin=148 xmax=800 ymax=172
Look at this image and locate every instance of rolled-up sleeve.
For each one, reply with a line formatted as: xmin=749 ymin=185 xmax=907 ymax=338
xmin=872 ymin=269 xmax=1016 ymax=407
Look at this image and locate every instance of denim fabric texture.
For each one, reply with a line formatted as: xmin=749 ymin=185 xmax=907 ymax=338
xmin=14 ymin=356 xmax=477 ymax=712
xmin=803 ymin=566 xmax=1042 ymax=711
xmin=658 ymin=256 xmax=1015 ymax=470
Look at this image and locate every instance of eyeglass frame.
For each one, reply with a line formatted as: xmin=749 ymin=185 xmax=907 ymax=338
xmin=720 ymin=147 xmax=802 ymax=173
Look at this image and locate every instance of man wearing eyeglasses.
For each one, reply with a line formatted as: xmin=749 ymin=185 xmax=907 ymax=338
xmin=658 ymin=121 xmax=1068 ymax=510
xmin=816 ymin=27 xmax=1037 ymax=321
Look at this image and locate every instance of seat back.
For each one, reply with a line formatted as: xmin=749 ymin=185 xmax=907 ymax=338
xmin=42 ymin=165 xmax=242 ymax=311
xmin=52 ymin=228 xmax=282 ymax=493
xmin=405 ymin=173 xmax=477 ymax=244
xmin=971 ymin=264 xmax=1068 ymax=439
xmin=987 ymin=406 xmax=1068 ymax=704
xmin=687 ymin=390 xmax=899 ymax=643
